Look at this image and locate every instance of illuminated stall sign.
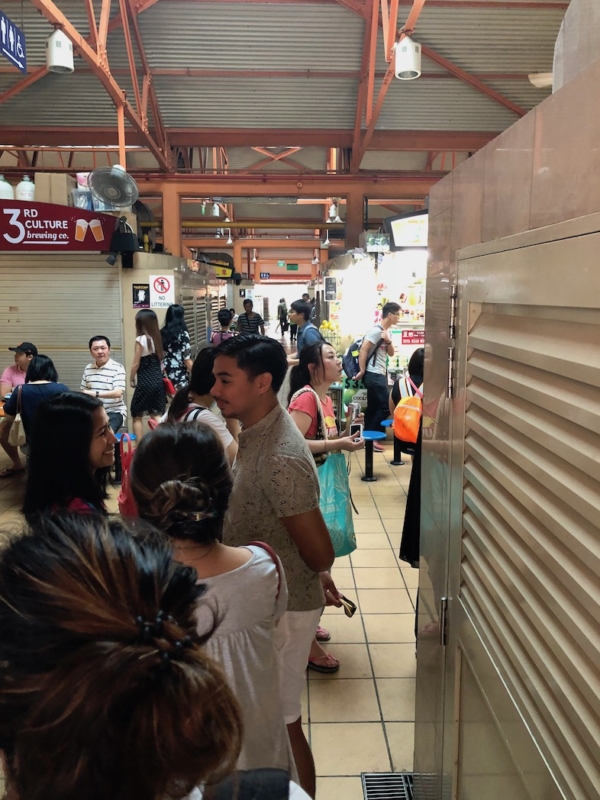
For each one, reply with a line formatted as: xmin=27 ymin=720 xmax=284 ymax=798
xmin=0 ymin=200 xmax=116 ymax=251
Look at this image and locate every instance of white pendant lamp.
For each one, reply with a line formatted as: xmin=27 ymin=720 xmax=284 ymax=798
xmin=252 ymin=249 xmax=257 ymax=263
xmin=227 ymin=229 xmax=233 ymax=245
xmin=312 ymin=249 xmax=320 ymax=265
xmin=46 ymin=29 xmax=74 ymax=74
xmin=212 ymin=202 xmax=220 ymax=217
xmin=321 ymin=230 xmax=330 ymax=248
xmin=394 ymin=36 xmax=421 ymax=80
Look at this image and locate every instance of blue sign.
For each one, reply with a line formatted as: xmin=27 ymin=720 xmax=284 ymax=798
xmin=260 ymin=272 xmax=270 ymax=280
xmin=0 ymin=11 xmax=26 ymax=74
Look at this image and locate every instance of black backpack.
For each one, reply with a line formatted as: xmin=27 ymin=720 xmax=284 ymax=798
xmin=342 ymin=326 xmax=383 ymax=378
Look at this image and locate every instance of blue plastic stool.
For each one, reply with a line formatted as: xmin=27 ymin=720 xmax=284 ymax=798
xmin=361 ymin=431 xmax=387 ymax=482
xmin=114 ymin=432 xmax=137 ymax=483
xmin=381 ymin=419 xmax=406 ymax=466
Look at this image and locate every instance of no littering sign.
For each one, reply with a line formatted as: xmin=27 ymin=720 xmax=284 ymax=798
xmin=149 ymin=274 xmax=174 ymax=308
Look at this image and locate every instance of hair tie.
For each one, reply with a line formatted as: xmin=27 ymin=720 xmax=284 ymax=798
xmin=134 ymin=612 xmax=193 ymax=667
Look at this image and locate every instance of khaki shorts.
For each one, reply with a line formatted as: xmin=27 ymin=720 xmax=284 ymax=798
xmin=274 ymin=608 xmax=322 ymax=725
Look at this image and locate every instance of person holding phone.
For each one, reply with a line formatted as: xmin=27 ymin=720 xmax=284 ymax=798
xmin=288 ymin=341 xmax=364 ymax=674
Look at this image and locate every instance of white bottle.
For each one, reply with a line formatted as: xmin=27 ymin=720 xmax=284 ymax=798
xmin=0 ymin=175 xmax=14 ymax=200
xmin=16 ymin=174 xmax=35 ymax=202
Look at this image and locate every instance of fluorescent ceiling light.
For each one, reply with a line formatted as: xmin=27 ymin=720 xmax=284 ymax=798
xmin=528 ymin=72 xmax=553 ymax=88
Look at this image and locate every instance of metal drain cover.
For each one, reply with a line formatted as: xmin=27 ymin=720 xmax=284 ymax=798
xmin=362 ymin=772 xmax=413 ymax=800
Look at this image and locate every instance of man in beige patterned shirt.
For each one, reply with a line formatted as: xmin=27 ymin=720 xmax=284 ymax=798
xmin=213 ymin=334 xmax=336 ymax=798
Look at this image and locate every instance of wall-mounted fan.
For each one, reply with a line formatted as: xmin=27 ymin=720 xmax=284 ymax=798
xmin=88 ymin=164 xmax=139 ymax=208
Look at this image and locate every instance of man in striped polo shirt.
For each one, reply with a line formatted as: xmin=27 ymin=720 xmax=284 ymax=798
xmin=236 ymin=299 xmax=265 ymax=336
xmin=80 ymin=336 xmax=127 ymax=432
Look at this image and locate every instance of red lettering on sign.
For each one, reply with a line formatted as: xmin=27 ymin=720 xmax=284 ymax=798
xmin=401 ymin=330 xmax=425 ymax=345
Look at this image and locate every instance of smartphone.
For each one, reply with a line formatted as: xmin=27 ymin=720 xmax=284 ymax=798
xmin=350 ymin=423 xmax=363 ymax=439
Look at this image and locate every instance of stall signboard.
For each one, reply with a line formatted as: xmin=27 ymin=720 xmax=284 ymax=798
xmin=150 ymin=274 xmax=174 ymax=308
xmin=286 ymin=263 xmax=299 ymax=271
xmin=0 ymin=200 xmax=116 ymax=251
xmin=0 ymin=11 xmax=26 ymax=73
xmin=401 ymin=329 xmax=425 ymax=345
xmin=277 ymin=260 xmax=286 ymax=267
xmin=325 ymin=276 xmax=337 ymax=301
xmin=260 ymin=272 xmax=270 ymax=280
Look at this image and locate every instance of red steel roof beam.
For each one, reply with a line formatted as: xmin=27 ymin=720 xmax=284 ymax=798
xmin=29 ymin=0 xmax=170 ymax=170
xmin=85 ymin=0 xmax=99 ymax=49
xmin=365 ymin=0 xmax=380 ymax=124
xmin=118 ymin=0 xmax=142 ymax=115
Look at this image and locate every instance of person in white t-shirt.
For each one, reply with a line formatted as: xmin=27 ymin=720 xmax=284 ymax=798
xmin=162 ymin=347 xmax=239 ymax=464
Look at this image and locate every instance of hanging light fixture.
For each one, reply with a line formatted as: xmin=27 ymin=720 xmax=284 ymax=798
xmin=321 ymin=230 xmax=330 ymax=248
xmin=252 ymin=249 xmax=257 ymax=263
xmin=328 ymin=200 xmax=342 ymax=224
xmin=394 ymin=36 xmax=422 ymax=80
xmin=227 ymin=229 xmax=233 ymax=245
xmin=215 ymin=228 xmax=221 ymax=238
xmin=212 ymin=202 xmax=220 ymax=217
xmin=312 ymin=249 xmax=320 ymax=265
xmin=224 ymin=216 xmax=231 ymax=222
xmin=201 ymin=201 xmax=206 ymax=215
xmin=46 ymin=28 xmax=74 ymax=74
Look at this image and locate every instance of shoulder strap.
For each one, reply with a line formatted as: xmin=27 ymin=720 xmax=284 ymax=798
xmin=289 ymin=386 xmax=327 ymax=440
xmin=246 ymin=541 xmax=282 ymax=600
xmin=408 ymin=376 xmax=423 ymax=399
xmin=183 ymin=405 xmax=208 ymax=421
xmin=16 ymin=384 xmax=22 ymax=415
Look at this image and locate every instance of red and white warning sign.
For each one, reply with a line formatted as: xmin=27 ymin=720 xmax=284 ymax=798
xmin=150 ymin=274 xmax=174 ymax=309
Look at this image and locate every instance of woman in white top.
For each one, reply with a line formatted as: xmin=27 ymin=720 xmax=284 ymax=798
xmin=130 ymin=421 xmax=296 ymax=779
xmin=130 ymin=309 xmax=167 ymax=438
xmin=162 ymin=347 xmax=238 ymax=464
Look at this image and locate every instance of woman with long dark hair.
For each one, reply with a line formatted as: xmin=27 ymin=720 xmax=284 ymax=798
xmin=0 ymin=355 xmax=69 ymax=476
xmin=161 ymin=303 xmax=193 ymax=390
xmin=130 ymin=422 xmax=295 ymax=778
xmin=130 ymin=309 xmax=167 ymax=438
xmin=22 ymin=392 xmax=116 ymax=518
xmin=165 ymin=348 xmax=238 ymax=464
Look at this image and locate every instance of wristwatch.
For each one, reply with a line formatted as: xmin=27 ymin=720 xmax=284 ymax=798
xmin=96 ymin=390 xmax=100 ymax=398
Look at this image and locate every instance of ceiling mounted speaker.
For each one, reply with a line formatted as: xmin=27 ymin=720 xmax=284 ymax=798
xmin=46 ymin=29 xmax=74 ymax=74
xmin=395 ymin=36 xmax=421 ymax=80
xmin=88 ymin=165 xmax=139 ymax=208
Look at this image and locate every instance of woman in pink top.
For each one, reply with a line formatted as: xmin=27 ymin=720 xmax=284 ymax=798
xmin=288 ymin=342 xmax=364 ymax=674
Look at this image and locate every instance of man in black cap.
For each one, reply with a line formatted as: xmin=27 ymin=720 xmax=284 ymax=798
xmin=0 ymin=342 xmax=37 ymax=477
xmin=1 ymin=342 xmax=37 ymax=398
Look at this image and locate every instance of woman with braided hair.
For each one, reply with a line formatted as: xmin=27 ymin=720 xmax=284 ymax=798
xmin=130 ymin=421 xmax=296 ymax=780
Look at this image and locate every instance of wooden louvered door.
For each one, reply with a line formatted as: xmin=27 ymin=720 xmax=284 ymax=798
xmin=444 ymin=228 xmax=600 ymax=800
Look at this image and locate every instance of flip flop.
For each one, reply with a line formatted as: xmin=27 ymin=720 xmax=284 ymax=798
xmin=307 ymin=652 xmax=340 ymax=674
xmin=0 ymin=467 xmax=25 ymax=479
xmin=316 ymin=625 xmax=331 ymax=642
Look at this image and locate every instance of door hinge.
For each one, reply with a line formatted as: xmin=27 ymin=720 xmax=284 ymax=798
xmin=440 ymin=597 xmax=449 ymax=647
xmin=446 ymin=346 xmax=455 ymax=399
xmin=449 ymin=282 xmax=458 ymax=340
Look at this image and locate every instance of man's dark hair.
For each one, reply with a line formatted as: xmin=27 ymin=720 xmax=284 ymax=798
xmin=213 ymin=334 xmax=288 ymax=393
xmin=88 ymin=335 xmax=111 ymax=350
xmin=302 ymin=293 xmax=310 ymax=301
xmin=381 ymin=302 xmax=401 ymax=318
xmin=242 ymin=299 xmax=253 ymax=309
xmin=290 ymin=300 xmax=311 ymax=322
xmin=217 ymin=309 xmax=232 ymax=326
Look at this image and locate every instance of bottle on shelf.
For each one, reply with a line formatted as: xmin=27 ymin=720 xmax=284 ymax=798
xmin=16 ymin=175 xmax=35 ymax=202
xmin=0 ymin=175 xmax=15 ymax=200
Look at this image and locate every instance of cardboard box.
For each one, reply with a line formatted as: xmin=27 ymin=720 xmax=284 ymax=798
xmin=34 ymin=173 xmax=77 ymax=206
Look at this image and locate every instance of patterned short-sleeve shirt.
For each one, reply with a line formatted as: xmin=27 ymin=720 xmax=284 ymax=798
xmin=223 ymin=403 xmax=324 ymax=612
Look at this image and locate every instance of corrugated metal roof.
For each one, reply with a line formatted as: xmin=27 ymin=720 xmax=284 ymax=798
xmin=153 ymin=76 xmax=358 ymax=127
xmin=379 ymin=78 xmax=519 ymax=131
xmin=224 ymin=146 xmax=328 ymax=171
xmin=360 ymin=151 xmax=428 ymax=171
xmin=139 ymin=2 xmax=364 ymax=70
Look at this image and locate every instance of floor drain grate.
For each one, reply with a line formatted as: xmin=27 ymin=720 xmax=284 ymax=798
xmin=362 ymin=772 xmax=413 ymax=800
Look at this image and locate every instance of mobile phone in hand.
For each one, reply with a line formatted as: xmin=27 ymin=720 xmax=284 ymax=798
xmin=350 ymin=423 xmax=363 ymax=439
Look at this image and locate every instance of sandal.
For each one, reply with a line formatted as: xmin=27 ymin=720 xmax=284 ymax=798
xmin=0 ymin=466 xmax=25 ymax=479
xmin=307 ymin=652 xmax=340 ymax=674
xmin=316 ymin=625 xmax=331 ymax=642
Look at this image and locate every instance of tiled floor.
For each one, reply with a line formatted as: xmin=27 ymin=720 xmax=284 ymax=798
xmin=305 ymin=447 xmax=416 ymax=798
xmin=0 ymin=437 xmax=416 ymax=798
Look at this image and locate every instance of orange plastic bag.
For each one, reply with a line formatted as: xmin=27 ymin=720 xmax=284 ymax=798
xmin=393 ymin=379 xmax=423 ymax=444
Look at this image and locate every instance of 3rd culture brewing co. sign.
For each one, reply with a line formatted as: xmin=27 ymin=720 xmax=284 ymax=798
xmin=0 ymin=200 xmax=117 ymax=251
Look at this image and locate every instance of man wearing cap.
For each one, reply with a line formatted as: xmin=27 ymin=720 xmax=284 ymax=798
xmin=80 ymin=335 xmax=127 ymax=433
xmin=0 ymin=343 xmax=37 ymax=477
xmin=0 ymin=342 xmax=37 ymax=398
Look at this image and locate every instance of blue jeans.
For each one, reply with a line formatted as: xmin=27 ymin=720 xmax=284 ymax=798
xmin=363 ymin=372 xmax=390 ymax=433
